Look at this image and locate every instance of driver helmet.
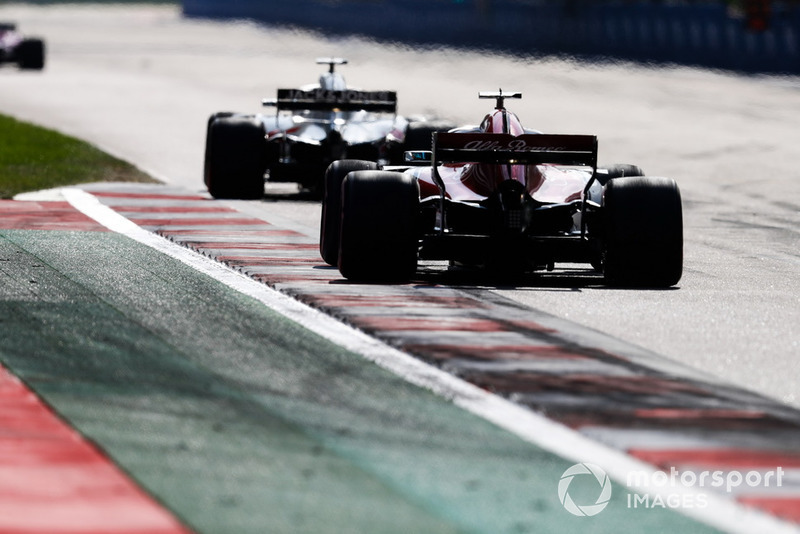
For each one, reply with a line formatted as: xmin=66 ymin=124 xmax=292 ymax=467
xmin=319 ymin=72 xmax=347 ymax=91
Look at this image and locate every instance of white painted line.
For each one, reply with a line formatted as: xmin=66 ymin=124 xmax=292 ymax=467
xmin=63 ymin=187 xmax=800 ymax=534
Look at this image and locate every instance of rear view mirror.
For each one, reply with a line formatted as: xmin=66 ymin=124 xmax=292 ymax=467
xmin=404 ymin=150 xmax=432 ymax=164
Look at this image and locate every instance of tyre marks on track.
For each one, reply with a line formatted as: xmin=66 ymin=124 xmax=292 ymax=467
xmin=83 ymin=183 xmax=800 ymax=528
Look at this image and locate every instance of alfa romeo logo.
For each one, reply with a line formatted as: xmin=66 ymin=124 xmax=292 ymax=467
xmin=558 ymin=463 xmax=613 ymax=516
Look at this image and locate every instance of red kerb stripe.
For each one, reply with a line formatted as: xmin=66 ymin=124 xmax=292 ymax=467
xmin=90 ymin=192 xmax=207 ymax=201
xmin=0 ymin=364 xmax=190 ymax=533
xmin=629 ymin=448 xmax=800 ymax=469
xmin=131 ymin=218 xmax=267 ymax=226
xmin=351 ymin=316 xmax=549 ymax=332
xmin=0 ymin=201 xmax=108 ymax=232
xmin=109 ymin=205 xmax=237 ymax=214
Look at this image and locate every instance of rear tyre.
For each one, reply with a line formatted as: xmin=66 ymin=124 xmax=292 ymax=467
xmin=339 ymin=171 xmax=419 ymax=282
xmin=602 ymin=176 xmax=683 ymax=287
xmin=203 ymin=112 xmax=233 ymax=187
xmin=17 ymin=38 xmax=45 ymax=70
xmin=320 ymin=159 xmax=377 ymax=266
xmin=205 ymin=116 xmax=267 ymax=199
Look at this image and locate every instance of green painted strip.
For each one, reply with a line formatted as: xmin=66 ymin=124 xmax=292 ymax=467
xmin=0 ymin=228 xmax=721 ymax=534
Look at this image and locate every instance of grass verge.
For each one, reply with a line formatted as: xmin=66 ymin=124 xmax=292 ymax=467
xmin=0 ymin=113 xmax=159 ymax=199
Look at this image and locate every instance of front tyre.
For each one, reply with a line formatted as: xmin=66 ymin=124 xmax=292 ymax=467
xmin=205 ymin=116 xmax=266 ymax=199
xmin=338 ymin=171 xmax=419 ymax=282
xmin=320 ymin=159 xmax=377 ymax=266
xmin=596 ymin=164 xmax=645 ymax=185
xmin=602 ymin=176 xmax=683 ymax=287
xmin=402 ymin=120 xmax=457 ymax=150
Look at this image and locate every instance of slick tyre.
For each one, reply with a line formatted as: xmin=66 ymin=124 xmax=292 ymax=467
xmin=320 ymin=160 xmax=377 ymax=266
xmin=17 ymin=38 xmax=45 ymax=70
xmin=404 ymin=120 xmax=457 ymax=151
xmin=596 ymin=164 xmax=644 ymax=185
xmin=602 ymin=176 xmax=683 ymax=287
xmin=203 ymin=112 xmax=232 ymax=187
xmin=338 ymin=171 xmax=419 ymax=282
xmin=205 ymin=116 xmax=266 ymax=199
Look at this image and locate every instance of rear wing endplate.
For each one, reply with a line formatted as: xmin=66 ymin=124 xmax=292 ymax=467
xmin=264 ymin=89 xmax=397 ymax=113
xmin=433 ymin=132 xmax=597 ymax=168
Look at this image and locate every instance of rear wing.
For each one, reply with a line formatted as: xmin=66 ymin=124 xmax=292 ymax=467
xmin=263 ymin=89 xmax=397 ymax=113
xmin=433 ymin=132 xmax=597 ymax=168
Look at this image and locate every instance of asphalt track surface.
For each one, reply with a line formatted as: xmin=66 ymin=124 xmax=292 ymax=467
xmin=0 ymin=4 xmax=799 ymax=534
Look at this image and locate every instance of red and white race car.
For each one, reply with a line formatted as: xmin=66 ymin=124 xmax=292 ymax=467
xmin=0 ymin=23 xmax=45 ymax=70
xmin=321 ymin=90 xmax=683 ymax=287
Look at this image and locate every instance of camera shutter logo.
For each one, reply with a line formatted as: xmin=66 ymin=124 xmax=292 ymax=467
xmin=558 ymin=463 xmax=613 ymax=516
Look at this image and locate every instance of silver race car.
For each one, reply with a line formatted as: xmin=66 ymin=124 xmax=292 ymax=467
xmin=204 ymin=57 xmax=452 ymax=199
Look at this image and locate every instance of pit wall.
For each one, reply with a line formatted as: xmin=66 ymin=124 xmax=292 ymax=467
xmin=182 ymin=0 xmax=800 ymax=74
